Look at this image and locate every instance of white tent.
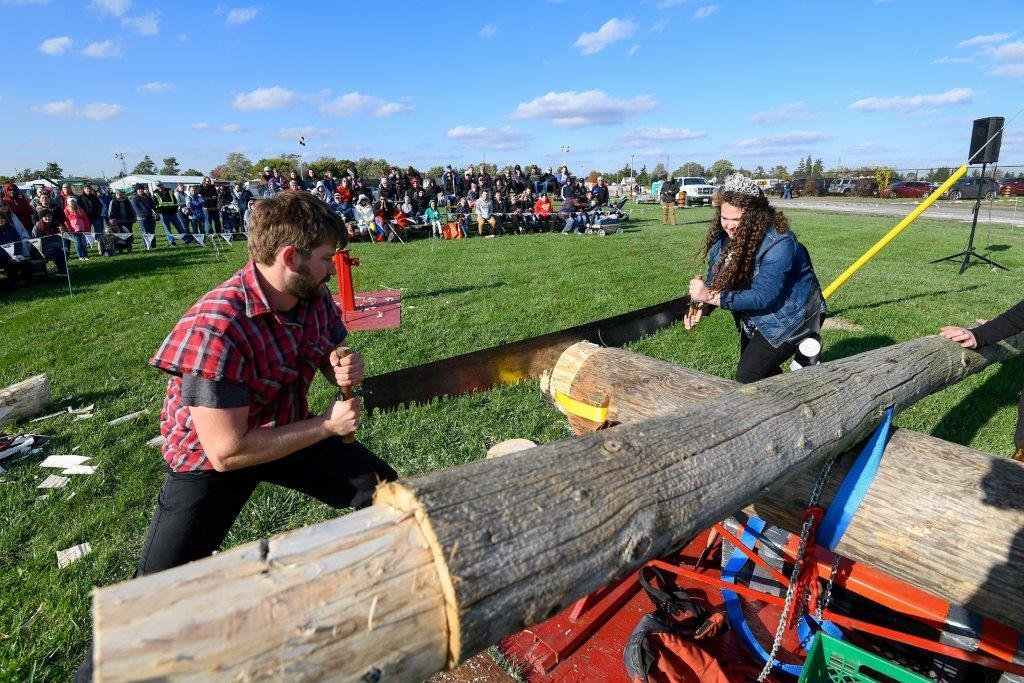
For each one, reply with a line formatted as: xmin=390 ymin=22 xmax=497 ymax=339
xmin=16 ymin=178 xmax=57 ymax=191
xmin=108 ymin=174 xmax=205 ymax=192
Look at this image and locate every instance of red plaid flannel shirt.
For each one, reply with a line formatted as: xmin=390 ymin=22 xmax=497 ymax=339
xmin=150 ymin=261 xmax=346 ymax=472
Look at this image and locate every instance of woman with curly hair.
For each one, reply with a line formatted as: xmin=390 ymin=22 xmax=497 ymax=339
xmin=685 ymin=174 xmax=825 ymax=383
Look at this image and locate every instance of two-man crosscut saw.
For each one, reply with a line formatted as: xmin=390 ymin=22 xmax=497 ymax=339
xmin=359 ymin=296 xmax=689 ymax=412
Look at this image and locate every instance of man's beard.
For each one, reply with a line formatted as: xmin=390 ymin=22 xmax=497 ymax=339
xmin=286 ymin=262 xmax=330 ymax=301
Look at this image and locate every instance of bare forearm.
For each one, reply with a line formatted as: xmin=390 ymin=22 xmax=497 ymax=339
xmin=213 ymin=415 xmax=329 ymax=471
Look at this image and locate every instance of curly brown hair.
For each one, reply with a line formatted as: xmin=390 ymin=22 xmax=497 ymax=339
xmin=701 ymin=191 xmax=790 ymax=292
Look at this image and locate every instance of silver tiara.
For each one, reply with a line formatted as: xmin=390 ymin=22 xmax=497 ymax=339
xmin=721 ymin=173 xmax=762 ymax=197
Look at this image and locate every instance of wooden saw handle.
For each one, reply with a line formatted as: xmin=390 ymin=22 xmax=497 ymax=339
xmin=337 ymin=347 xmax=357 ymax=444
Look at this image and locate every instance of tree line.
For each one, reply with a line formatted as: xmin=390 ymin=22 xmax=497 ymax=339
xmin=4 ymin=151 xmax=1018 ymax=187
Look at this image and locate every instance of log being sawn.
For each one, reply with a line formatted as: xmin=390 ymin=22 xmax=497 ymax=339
xmin=541 ymin=341 xmax=1024 ymax=638
xmin=92 ymin=334 xmax=1024 ymax=681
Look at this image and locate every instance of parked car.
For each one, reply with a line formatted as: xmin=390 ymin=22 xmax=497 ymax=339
xmin=855 ymin=178 xmax=880 ymax=197
xmin=828 ymin=178 xmax=857 ymax=195
xmin=677 ymin=177 xmax=716 ymax=206
xmin=943 ymin=177 xmax=1001 ymax=200
xmin=999 ymin=177 xmax=1024 ymax=197
xmin=887 ymin=181 xmax=933 ymax=199
xmin=791 ymin=177 xmax=829 ymax=197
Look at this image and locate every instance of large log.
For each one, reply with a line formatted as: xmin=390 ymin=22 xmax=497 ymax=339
xmin=94 ymin=506 xmax=448 ymax=681
xmin=0 ymin=374 xmax=50 ymax=427
xmin=376 ymin=334 xmax=1023 ymax=665
xmin=93 ymin=335 xmax=1023 ymax=680
xmin=541 ymin=341 xmax=1024 ymax=634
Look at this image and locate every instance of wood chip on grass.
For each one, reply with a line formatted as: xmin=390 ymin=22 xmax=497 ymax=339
xmin=38 ymin=474 xmax=70 ymax=489
xmin=39 ymin=455 xmax=91 ymax=469
xmin=57 ymin=542 xmax=92 ymax=569
xmin=107 ymin=410 xmax=146 ymax=426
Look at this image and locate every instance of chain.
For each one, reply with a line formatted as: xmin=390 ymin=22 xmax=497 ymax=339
xmin=756 ymin=455 xmax=835 ymax=682
xmin=817 ymin=553 xmax=842 ymax=620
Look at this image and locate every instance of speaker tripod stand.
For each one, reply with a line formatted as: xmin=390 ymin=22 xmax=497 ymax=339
xmin=930 ymin=161 xmax=1009 ymax=274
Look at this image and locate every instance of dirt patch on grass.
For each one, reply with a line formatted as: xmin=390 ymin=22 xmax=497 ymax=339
xmin=823 ymin=316 xmax=864 ymax=332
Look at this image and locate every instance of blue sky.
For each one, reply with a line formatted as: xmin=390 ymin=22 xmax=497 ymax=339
xmin=2 ymin=0 xmax=1023 ymax=178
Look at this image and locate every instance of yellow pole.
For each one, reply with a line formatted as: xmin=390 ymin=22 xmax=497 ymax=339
xmin=821 ymin=163 xmax=969 ymax=300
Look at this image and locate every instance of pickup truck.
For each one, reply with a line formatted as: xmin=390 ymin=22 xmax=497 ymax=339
xmin=677 ymin=177 xmax=716 ymax=206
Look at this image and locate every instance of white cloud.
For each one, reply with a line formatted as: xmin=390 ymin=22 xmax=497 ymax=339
xmin=933 ymin=56 xmax=973 ymax=64
xmin=621 ymin=127 xmax=706 ymax=143
xmin=83 ymin=40 xmax=122 ymax=58
xmin=89 ymin=0 xmax=130 ymax=16
xmin=31 ymin=99 xmax=75 ymax=115
xmin=80 ymin=103 xmax=124 ymax=121
xmin=39 ymin=36 xmax=72 ymax=55
xmin=318 ymin=92 xmax=378 ymax=116
xmin=988 ymin=63 xmax=1024 ymax=77
xmin=650 ymin=19 xmax=668 ymax=33
xmin=627 ymin=44 xmax=640 ymax=57
xmin=735 ymin=131 xmax=831 ymax=148
xmin=480 ymin=23 xmax=497 ymax=38
xmin=993 ymin=40 xmax=1024 ymax=62
xmin=849 ymin=87 xmax=973 ymax=112
xmin=226 ymin=6 xmax=259 ymax=26
xmin=318 ymin=92 xmax=411 ymax=117
xmin=122 ymin=11 xmax=159 ymax=36
xmin=276 ymin=126 xmax=335 ymax=140
xmin=956 ymin=32 xmax=1014 ymax=49
xmin=374 ymin=101 xmax=411 ymax=117
xmin=137 ymin=81 xmax=172 ymax=93
xmin=508 ymin=90 xmax=657 ymax=127
xmin=177 ymin=32 xmax=188 ymax=41
xmin=446 ymin=125 xmax=531 ymax=151
xmin=193 ymin=122 xmax=244 ymax=133
xmin=233 ymin=85 xmax=295 ymax=110
xmin=656 ymin=0 xmax=684 ymax=8
xmin=574 ymin=18 xmax=636 ymax=55
xmin=693 ymin=5 xmax=718 ymax=19
xmin=747 ymin=101 xmax=808 ymax=125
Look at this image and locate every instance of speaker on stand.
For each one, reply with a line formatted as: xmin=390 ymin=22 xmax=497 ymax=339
xmin=930 ymin=116 xmax=1008 ymax=274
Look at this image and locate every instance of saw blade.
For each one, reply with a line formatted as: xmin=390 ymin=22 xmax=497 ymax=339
xmin=361 ymin=296 xmax=687 ymax=412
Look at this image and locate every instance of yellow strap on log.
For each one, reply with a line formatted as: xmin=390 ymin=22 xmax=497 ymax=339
xmin=554 ymin=391 xmax=609 ymax=423
xmin=821 ymin=163 xmax=969 ymax=300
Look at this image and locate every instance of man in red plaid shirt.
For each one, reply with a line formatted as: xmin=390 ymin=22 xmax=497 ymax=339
xmin=138 ymin=190 xmax=397 ymax=573
xmin=76 ymin=190 xmax=398 ymax=681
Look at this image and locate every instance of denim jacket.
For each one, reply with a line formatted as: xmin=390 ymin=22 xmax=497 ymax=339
xmin=706 ymin=228 xmax=821 ymax=347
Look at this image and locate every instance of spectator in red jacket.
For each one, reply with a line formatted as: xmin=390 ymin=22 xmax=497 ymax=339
xmin=2 ymin=183 xmax=34 ymax=231
xmin=533 ymin=193 xmax=554 ymax=232
xmin=63 ymin=196 xmax=91 ymax=260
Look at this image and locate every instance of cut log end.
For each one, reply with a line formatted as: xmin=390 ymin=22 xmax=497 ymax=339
xmin=375 ymin=483 xmax=462 ymax=668
xmin=0 ymin=374 xmax=51 ymax=427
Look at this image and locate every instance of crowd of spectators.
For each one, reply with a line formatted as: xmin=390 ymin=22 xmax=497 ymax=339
xmin=256 ymin=163 xmax=615 ymax=241
xmin=1 ymin=162 xmax=621 ymax=284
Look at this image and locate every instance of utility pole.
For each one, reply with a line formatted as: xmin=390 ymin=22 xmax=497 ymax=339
xmin=561 ymin=145 xmax=569 ymax=169
xmin=113 ymin=151 xmax=126 ymax=177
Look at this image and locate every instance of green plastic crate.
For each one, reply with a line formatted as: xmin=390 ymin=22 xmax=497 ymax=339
xmin=798 ymin=633 xmax=929 ymax=683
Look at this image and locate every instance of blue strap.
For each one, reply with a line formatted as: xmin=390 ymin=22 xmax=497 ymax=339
xmin=817 ymin=407 xmax=894 ymax=551
xmin=722 ymin=516 xmax=805 ymax=677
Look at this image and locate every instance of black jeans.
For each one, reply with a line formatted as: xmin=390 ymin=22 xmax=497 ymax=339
xmin=75 ymin=437 xmax=397 ymax=681
xmin=735 ymin=329 xmax=802 ymax=384
xmin=1016 ymin=393 xmax=1024 ymax=450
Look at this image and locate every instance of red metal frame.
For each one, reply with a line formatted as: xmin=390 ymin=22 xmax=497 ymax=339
xmin=650 ymin=525 xmax=1024 ymax=677
xmin=332 ymin=250 xmax=401 ymax=331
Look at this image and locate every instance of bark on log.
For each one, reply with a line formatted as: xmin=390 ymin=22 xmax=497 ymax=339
xmin=541 ymin=341 xmax=1024 ymax=634
xmin=376 ymin=334 xmax=1024 ymax=665
xmin=0 ymin=374 xmax=50 ymax=427
xmin=92 ymin=335 xmax=1023 ymax=680
xmin=94 ymin=506 xmax=447 ymax=682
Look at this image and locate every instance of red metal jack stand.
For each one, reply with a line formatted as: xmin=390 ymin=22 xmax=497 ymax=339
xmin=332 ymin=250 xmax=401 ymax=332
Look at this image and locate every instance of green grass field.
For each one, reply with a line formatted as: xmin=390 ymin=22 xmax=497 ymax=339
xmin=2 ymin=202 xmax=1023 ymax=680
